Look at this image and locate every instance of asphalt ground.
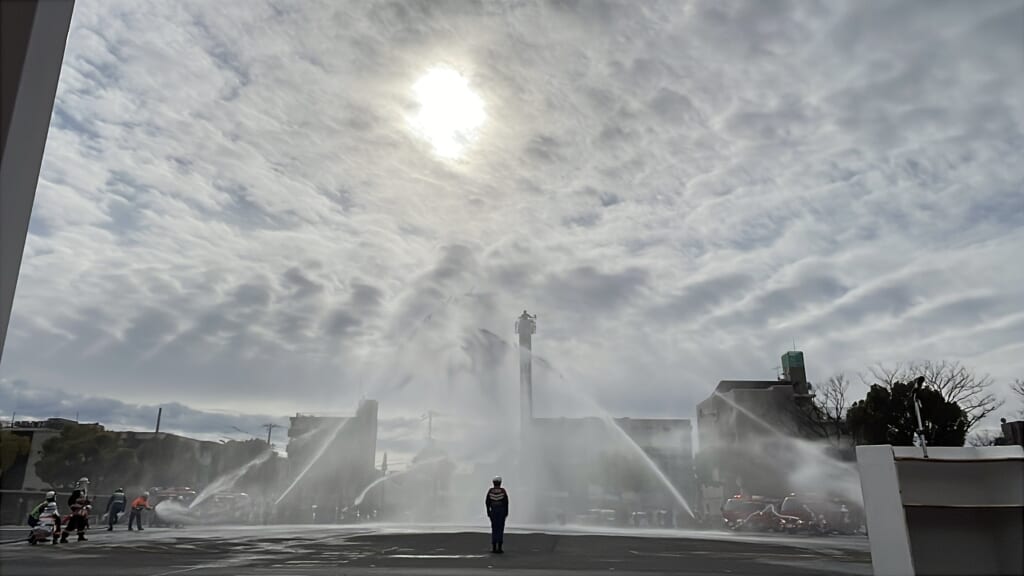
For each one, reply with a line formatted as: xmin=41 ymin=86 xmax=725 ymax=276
xmin=0 ymin=524 xmax=871 ymax=575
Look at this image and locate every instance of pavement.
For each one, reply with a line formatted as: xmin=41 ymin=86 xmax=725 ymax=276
xmin=0 ymin=524 xmax=871 ymax=575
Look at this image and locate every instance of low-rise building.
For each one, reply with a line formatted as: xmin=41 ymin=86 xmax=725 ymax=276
xmin=696 ymin=351 xmax=818 ymax=518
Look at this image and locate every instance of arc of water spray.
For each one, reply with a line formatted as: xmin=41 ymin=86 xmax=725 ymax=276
xmin=711 ymin=392 xmax=858 ymax=473
xmin=352 ymin=456 xmax=447 ymax=507
xmin=599 ymin=414 xmax=695 ymax=518
xmin=711 ymin=390 xmax=863 ymax=503
xmin=190 ymin=449 xmax=273 ymax=509
xmin=274 ymin=418 xmax=351 ymax=506
xmin=533 ymin=357 xmax=695 ymax=518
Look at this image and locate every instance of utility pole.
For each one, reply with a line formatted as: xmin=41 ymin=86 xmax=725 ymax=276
xmin=155 ymin=407 xmax=162 ymax=434
xmin=263 ymin=423 xmax=279 ymax=447
xmin=909 ymin=376 xmax=928 ymax=458
xmin=422 ymin=411 xmax=437 ymax=442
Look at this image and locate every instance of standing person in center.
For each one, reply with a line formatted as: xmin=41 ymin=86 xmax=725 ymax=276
xmin=128 ymin=492 xmax=151 ymax=531
xmin=485 ymin=476 xmax=509 ymax=553
xmin=105 ymin=488 xmax=127 ymax=531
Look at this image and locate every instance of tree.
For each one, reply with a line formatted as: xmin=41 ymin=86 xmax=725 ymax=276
xmin=867 ymin=361 xmax=1002 ymax=429
xmin=847 ymin=380 xmax=969 ymax=447
xmin=1011 ymin=378 xmax=1024 ymax=418
xmin=1 ymin=431 xmax=30 ymax=474
xmin=793 ymin=374 xmax=851 ymax=447
xmin=35 ymin=424 xmax=132 ymax=490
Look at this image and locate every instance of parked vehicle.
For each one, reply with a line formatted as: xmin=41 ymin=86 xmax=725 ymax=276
xmin=721 ymin=496 xmax=783 ymax=531
xmin=148 ymin=487 xmax=197 ymax=527
xmin=576 ymin=508 xmax=617 ymax=526
xmin=779 ymin=494 xmax=832 ymax=535
xmin=191 ymin=492 xmax=253 ymax=524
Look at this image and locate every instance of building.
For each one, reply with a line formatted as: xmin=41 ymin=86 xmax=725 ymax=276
xmin=695 ymin=351 xmax=816 ymax=517
xmin=996 ymin=419 xmax=1024 ymax=447
xmin=282 ymin=399 xmax=378 ymax=522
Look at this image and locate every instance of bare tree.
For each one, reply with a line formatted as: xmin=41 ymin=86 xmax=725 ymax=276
xmin=816 ymin=374 xmax=850 ymax=422
xmin=966 ymin=429 xmax=1000 ymax=447
xmin=864 ymin=363 xmax=902 ymax=388
xmin=865 ymin=361 xmax=1002 ymax=429
xmin=794 ymin=374 xmax=851 ymax=447
xmin=1011 ymin=378 xmax=1024 ymax=417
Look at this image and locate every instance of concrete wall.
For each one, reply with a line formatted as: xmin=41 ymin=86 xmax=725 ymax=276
xmin=0 ymin=0 xmax=75 ymax=358
xmin=21 ymin=429 xmax=60 ymax=490
xmin=858 ymin=445 xmax=1024 ymax=576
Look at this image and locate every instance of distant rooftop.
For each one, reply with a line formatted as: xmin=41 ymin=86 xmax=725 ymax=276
xmin=713 ymin=380 xmax=785 ymax=394
xmin=6 ymin=417 xmax=101 ymax=430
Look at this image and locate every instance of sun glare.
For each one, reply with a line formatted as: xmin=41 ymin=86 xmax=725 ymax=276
xmin=410 ymin=66 xmax=486 ymax=159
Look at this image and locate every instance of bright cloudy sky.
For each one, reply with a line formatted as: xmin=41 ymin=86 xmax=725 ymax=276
xmin=2 ymin=0 xmax=1023 ymax=446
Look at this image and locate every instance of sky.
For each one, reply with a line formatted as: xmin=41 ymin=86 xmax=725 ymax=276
xmin=2 ymin=0 xmax=1023 ymax=455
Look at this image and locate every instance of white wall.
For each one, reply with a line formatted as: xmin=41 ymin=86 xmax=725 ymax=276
xmin=858 ymin=445 xmax=1024 ymax=576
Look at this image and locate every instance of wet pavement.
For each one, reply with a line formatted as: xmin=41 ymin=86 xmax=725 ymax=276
xmin=0 ymin=524 xmax=871 ymax=575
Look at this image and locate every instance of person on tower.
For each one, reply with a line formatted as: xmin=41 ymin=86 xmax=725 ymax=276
xmin=485 ymin=476 xmax=509 ymax=553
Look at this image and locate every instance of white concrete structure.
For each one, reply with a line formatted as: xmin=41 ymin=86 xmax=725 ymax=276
xmin=857 ymin=445 xmax=1024 ymax=576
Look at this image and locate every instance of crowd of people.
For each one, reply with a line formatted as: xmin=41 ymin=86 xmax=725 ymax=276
xmin=26 ymin=477 xmax=153 ymax=545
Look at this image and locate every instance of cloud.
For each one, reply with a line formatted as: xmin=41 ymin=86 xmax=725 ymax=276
xmin=1 ymin=0 xmax=1022 ymax=439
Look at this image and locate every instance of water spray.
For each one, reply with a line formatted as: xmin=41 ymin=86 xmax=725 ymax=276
xmin=274 ymin=417 xmax=352 ymax=506
xmin=353 ymin=456 xmax=448 ymax=507
xmin=711 ymin=391 xmax=863 ymax=503
xmin=190 ymin=449 xmax=273 ymax=509
xmin=534 ymin=352 xmax=696 ymax=518
xmin=600 ymin=414 xmax=695 ymax=518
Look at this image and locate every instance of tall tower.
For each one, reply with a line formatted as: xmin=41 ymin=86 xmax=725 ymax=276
xmin=515 ymin=310 xmax=536 ymax=434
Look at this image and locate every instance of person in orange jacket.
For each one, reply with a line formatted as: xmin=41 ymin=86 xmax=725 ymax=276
xmin=128 ymin=492 xmax=152 ymax=531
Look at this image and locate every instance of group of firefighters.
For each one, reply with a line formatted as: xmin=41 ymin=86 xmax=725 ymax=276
xmin=27 ymin=475 xmax=513 ymax=552
xmin=26 ymin=477 xmax=153 ymax=544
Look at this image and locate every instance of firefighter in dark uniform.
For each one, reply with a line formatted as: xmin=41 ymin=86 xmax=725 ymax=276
xmin=62 ymin=477 xmax=91 ymax=542
xmin=485 ymin=476 xmax=509 ymax=553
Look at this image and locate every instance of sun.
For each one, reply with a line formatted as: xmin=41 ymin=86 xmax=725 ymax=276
xmin=409 ymin=66 xmax=486 ymax=159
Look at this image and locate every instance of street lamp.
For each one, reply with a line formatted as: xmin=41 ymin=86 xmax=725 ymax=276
xmin=909 ymin=376 xmax=928 ymax=458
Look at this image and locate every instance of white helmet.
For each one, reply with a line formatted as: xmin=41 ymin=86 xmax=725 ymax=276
xmin=77 ymin=477 xmax=89 ymax=485
xmin=45 ymin=491 xmax=56 ymax=499
xmin=143 ymin=491 xmax=150 ymax=498
xmin=492 ymin=476 xmax=502 ymax=484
